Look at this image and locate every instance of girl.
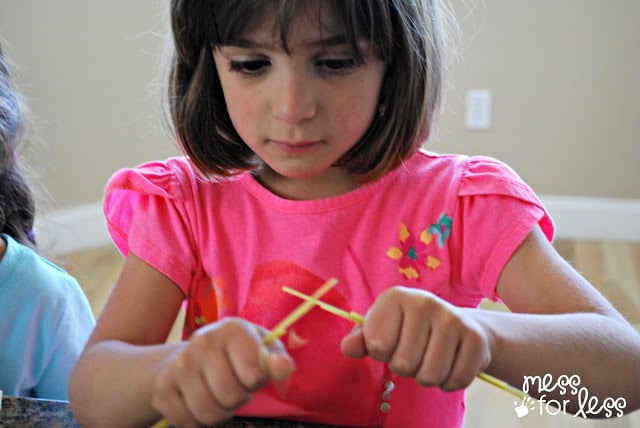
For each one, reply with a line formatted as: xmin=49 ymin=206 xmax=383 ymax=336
xmin=0 ymin=42 xmax=95 ymax=400
xmin=69 ymin=1 xmax=640 ymax=427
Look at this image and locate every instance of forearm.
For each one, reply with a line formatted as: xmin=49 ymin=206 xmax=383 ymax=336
xmin=470 ymin=309 xmax=640 ymax=416
xmin=69 ymin=340 xmax=185 ymax=428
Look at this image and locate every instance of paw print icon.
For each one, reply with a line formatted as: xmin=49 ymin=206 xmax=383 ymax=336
xmin=514 ymin=396 xmax=536 ymax=418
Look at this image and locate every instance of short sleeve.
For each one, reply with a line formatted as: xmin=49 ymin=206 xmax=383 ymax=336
xmin=34 ymin=273 xmax=95 ymax=400
xmin=103 ymin=158 xmax=199 ymax=292
xmin=450 ymin=156 xmax=555 ymax=301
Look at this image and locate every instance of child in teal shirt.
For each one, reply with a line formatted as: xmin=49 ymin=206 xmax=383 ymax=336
xmin=0 ymin=42 xmax=95 ymax=400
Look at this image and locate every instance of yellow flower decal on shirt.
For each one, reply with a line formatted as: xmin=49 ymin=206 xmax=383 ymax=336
xmin=387 ymin=213 xmax=452 ymax=280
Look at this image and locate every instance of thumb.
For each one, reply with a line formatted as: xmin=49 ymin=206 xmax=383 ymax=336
xmin=260 ymin=346 xmax=295 ymax=382
xmin=340 ymin=324 xmax=368 ymax=359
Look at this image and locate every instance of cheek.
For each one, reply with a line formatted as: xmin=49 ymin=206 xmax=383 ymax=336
xmin=226 ymin=90 xmax=263 ymax=139
xmin=215 ymin=67 xmax=262 ymax=139
xmin=335 ymin=107 xmax=373 ymax=138
xmin=332 ymin=87 xmax=379 ymax=138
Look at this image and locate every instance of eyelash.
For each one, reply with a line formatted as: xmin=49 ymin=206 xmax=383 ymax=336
xmin=228 ymin=58 xmax=358 ymax=76
xmin=229 ymin=59 xmax=269 ymax=75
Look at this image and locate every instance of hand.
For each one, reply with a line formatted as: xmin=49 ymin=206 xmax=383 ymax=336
xmin=151 ymin=317 xmax=295 ymax=428
xmin=341 ymin=286 xmax=492 ymax=391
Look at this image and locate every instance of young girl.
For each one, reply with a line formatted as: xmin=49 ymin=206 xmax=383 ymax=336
xmin=0 ymin=42 xmax=95 ymax=401
xmin=70 ymin=1 xmax=640 ymax=427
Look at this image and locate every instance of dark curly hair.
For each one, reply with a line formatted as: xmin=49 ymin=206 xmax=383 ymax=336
xmin=166 ymin=0 xmax=452 ymax=182
xmin=0 ymin=43 xmax=36 ymax=247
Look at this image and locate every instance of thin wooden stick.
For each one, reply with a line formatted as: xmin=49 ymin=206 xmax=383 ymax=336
xmin=476 ymin=372 xmax=527 ymax=400
xmin=263 ymin=278 xmax=338 ymax=344
xmin=282 ymin=286 xmax=364 ymax=324
xmin=282 ymin=287 xmax=528 ymax=401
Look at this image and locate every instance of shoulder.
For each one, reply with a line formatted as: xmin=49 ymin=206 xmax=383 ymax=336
xmin=407 ymin=150 xmax=537 ymax=199
xmin=410 ymin=149 xmax=517 ymax=178
xmin=405 ymin=150 xmax=554 ymax=240
xmin=457 ymin=154 xmax=535 ymax=199
xmin=102 ymin=158 xmax=249 ymax=287
xmin=105 ymin=156 xmax=248 ymax=203
xmin=405 ymin=149 xmax=470 ymax=173
xmin=0 ymin=234 xmax=86 ymax=305
xmin=105 ymin=157 xmax=200 ymax=201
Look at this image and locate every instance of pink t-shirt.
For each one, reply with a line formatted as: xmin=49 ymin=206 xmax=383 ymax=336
xmin=104 ymin=150 xmax=553 ymax=428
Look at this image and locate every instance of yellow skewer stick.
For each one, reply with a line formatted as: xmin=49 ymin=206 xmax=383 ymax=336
xmin=263 ymin=278 xmax=338 ymax=344
xmin=151 ymin=278 xmax=338 ymax=428
xmin=282 ymin=286 xmax=364 ymax=324
xmin=476 ymin=372 xmax=527 ymax=400
xmin=282 ymin=286 xmax=528 ymax=401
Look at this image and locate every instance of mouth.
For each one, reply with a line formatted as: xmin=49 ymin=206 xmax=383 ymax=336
xmin=270 ymin=140 xmax=322 ymax=154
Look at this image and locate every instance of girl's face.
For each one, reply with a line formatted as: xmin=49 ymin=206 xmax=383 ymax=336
xmin=212 ymin=6 xmax=385 ymax=199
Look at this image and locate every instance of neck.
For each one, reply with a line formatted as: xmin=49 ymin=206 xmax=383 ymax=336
xmin=254 ymin=166 xmax=360 ymax=200
xmin=0 ymin=236 xmax=6 ymax=262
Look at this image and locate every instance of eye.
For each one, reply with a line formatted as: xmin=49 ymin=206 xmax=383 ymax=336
xmin=317 ymin=58 xmax=357 ymax=73
xmin=316 ymin=58 xmax=358 ymax=74
xmin=229 ymin=59 xmax=271 ymax=75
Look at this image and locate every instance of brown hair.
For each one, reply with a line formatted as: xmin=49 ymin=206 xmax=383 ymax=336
xmin=0 ymin=43 xmax=36 ymax=247
xmin=167 ymin=0 xmax=452 ymax=182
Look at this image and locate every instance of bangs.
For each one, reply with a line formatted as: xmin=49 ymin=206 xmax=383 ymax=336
xmin=210 ymin=0 xmax=394 ymax=63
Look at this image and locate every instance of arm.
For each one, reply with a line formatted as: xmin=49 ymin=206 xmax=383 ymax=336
xmin=342 ymin=225 xmax=640 ymax=416
xmin=474 ymin=225 xmax=640 ymax=415
xmin=69 ymin=252 xmax=294 ymax=428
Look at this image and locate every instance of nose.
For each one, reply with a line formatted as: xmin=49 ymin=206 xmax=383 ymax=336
xmin=270 ymin=68 xmax=317 ymax=125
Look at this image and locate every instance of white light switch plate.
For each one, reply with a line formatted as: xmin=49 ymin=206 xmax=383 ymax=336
xmin=465 ymin=90 xmax=492 ymax=130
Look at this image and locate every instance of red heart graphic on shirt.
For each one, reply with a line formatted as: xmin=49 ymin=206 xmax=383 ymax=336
xmin=239 ymin=260 xmax=378 ymax=418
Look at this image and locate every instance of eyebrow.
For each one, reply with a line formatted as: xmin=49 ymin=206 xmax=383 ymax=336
xmin=225 ymin=33 xmax=350 ymax=50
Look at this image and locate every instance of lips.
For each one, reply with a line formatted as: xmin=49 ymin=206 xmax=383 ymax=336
xmin=271 ymin=140 xmax=321 ymax=154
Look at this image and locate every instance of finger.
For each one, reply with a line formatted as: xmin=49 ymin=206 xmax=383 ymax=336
xmin=340 ymin=325 xmax=368 ymax=358
xmin=252 ymin=327 xmax=296 ymax=382
xmin=181 ymin=322 xmax=255 ymax=419
xmin=260 ymin=346 xmax=296 ymax=381
xmin=415 ymin=322 xmax=459 ymax=387
xmin=203 ymin=354 xmax=251 ymax=413
xmin=152 ymin=383 xmax=201 ymax=428
xmin=152 ymin=351 xmax=209 ymax=428
xmin=388 ymin=311 xmax=431 ymax=378
xmin=225 ymin=327 xmax=274 ymax=391
xmin=363 ymin=293 xmax=403 ymax=362
xmin=441 ymin=330 xmax=487 ymax=391
xmin=183 ymin=357 xmax=238 ymax=423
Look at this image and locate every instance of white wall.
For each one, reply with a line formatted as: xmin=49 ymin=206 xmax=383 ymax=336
xmin=1 ymin=1 xmax=638 ymax=253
